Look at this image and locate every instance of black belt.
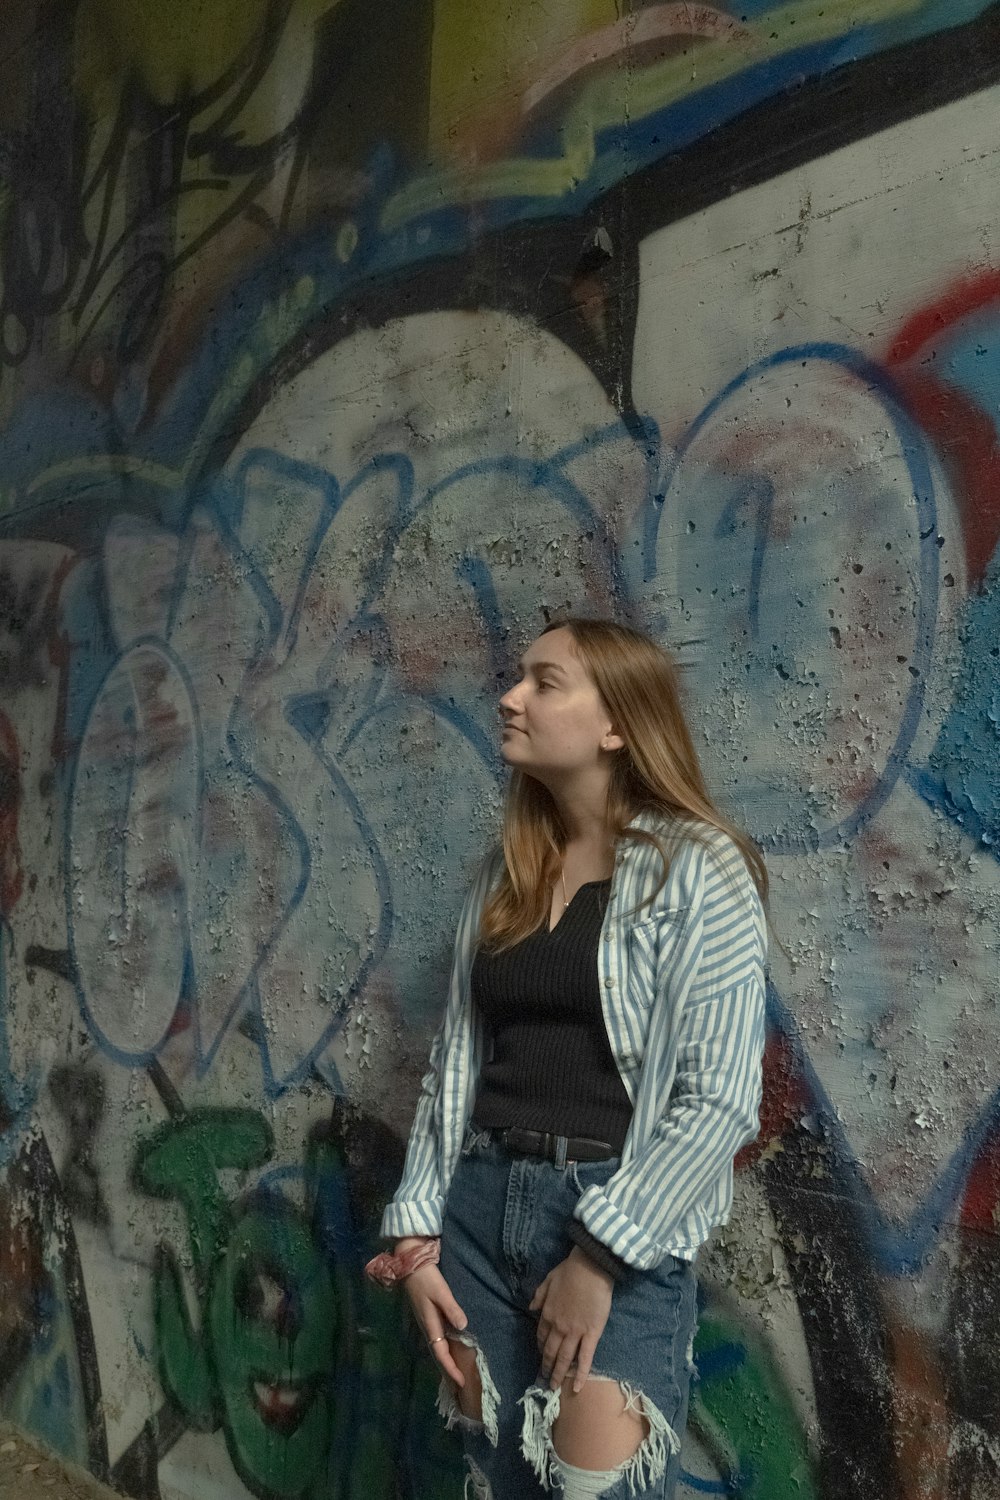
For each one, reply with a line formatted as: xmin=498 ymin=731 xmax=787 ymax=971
xmin=493 ymin=1127 xmax=616 ymax=1163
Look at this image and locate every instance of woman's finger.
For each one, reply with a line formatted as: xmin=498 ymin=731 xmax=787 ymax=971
xmin=572 ymin=1333 xmax=598 ymax=1394
xmin=541 ymin=1328 xmax=564 ymax=1382
xmin=437 ymin=1288 xmax=468 ymax=1332
xmin=535 ymin=1316 xmax=551 ymax=1352
xmin=426 ymin=1317 xmax=467 ymax=1388
xmin=548 ymin=1334 xmax=578 ymax=1392
xmin=418 ymin=1267 xmax=469 ymax=1333
xmin=431 ymin=1337 xmax=468 ymax=1389
xmin=528 ymin=1276 xmax=550 ymax=1313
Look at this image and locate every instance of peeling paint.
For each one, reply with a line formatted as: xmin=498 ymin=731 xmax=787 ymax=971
xmin=1 ymin=3 xmax=1000 ymax=1498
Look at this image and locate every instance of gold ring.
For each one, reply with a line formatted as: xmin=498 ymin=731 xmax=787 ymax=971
xmin=428 ymin=1334 xmax=447 ymax=1347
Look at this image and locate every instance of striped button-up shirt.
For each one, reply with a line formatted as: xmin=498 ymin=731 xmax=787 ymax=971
xmin=380 ymin=815 xmax=767 ymax=1270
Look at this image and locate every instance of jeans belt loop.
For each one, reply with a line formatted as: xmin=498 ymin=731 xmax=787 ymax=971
xmin=553 ymin=1134 xmax=569 ymax=1170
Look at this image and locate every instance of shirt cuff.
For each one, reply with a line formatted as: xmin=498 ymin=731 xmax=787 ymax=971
xmin=567 ymin=1220 xmax=632 ymax=1282
xmin=380 ymin=1198 xmax=444 ymax=1240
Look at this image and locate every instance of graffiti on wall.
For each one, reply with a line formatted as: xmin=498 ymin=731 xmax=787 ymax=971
xmin=3 ymin=1 xmax=1000 ymax=1496
xmin=131 ymin=1102 xmax=463 ymax=1499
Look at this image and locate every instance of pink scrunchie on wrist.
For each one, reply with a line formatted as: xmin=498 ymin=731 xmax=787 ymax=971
xmin=364 ymin=1236 xmax=441 ymax=1289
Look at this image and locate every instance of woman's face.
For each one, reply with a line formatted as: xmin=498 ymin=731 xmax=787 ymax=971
xmin=499 ymin=628 xmax=620 ymax=781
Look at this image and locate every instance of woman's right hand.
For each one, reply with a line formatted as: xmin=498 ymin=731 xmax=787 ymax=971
xmin=398 ymin=1241 xmax=469 ymax=1387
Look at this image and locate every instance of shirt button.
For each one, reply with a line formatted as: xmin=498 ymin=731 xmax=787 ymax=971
xmin=604 ymin=932 xmax=612 ymax=943
xmin=605 ymin=977 xmax=615 ymax=989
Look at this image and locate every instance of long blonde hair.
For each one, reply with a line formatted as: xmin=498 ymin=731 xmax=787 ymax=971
xmin=479 ymin=617 xmax=767 ymax=949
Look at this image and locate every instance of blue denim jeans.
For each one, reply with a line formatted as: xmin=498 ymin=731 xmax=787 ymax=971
xmin=437 ymin=1129 xmax=697 ymax=1499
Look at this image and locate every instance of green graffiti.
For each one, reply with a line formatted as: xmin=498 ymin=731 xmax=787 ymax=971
xmin=137 ymin=1109 xmax=273 ymax=1275
xmin=135 ymin=1108 xmax=466 ymax=1499
xmin=212 ymin=1204 xmax=338 ymax=1495
xmin=151 ymin=1243 xmax=216 ymax=1432
xmin=691 ymin=1308 xmax=817 ymax=1500
xmin=136 ymin=1110 xmax=340 ymax=1499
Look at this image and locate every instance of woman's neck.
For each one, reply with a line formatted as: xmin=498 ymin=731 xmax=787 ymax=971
xmin=542 ymin=768 xmax=613 ymax=845
xmin=540 ymin=777 xmax=617 ymax=880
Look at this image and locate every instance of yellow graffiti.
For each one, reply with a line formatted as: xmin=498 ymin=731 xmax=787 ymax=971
xmin=335 ymin=221 xmax=359 ymax=264
xmin=67 ymin=0 xmax=338 ymax=364
xmin=75 ymin=0 xmax=337 ymax=106
xmin=25 ymin=455 xmax=180 ymax=496
xmin=386 ymin=0 xmax=926 ymax=232
xmin=429 ymin=0 xmax=617 ymax=160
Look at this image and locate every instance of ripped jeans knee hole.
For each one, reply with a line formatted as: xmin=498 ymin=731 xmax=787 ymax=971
xmin=435 ymin=1332 xmax=501 ymax=1448
xmin=519 ymin=1376 xmax=681 ymax=1496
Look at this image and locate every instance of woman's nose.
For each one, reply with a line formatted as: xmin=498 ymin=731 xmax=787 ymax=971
xmin=500 ymin=681 xmax=523 ymax=714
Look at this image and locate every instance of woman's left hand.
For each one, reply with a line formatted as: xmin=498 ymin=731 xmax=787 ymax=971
xmin=529 ymin=1247 xmax=614 ymax=1393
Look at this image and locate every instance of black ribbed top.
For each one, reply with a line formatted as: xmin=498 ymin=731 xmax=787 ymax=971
xmin=470 ymin=880 xmax=632 ymax=1150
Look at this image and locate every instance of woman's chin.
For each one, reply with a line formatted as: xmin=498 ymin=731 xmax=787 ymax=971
xmin=501 ymin=745 xmax=542 ymax=777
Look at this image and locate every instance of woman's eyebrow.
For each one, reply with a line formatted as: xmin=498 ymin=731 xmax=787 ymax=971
xmin=520 ymin=659 xmax=567 ymax=676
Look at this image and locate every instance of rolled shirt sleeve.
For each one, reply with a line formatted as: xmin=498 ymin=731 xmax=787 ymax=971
xmin=573 ymin=834 xmax=767 ymax=1269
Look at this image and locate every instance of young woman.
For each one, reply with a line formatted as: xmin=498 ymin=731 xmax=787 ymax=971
xmin=369 ymin=618 xmax=767 ymax=1500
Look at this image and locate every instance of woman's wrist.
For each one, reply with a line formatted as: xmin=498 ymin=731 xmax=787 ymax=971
xmin=567 ymin=1244 xmax=615 ymax=1287
xmin=567 ymin=1221 xmax=630 ymax=1282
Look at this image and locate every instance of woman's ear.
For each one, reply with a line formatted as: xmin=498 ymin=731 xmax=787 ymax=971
xmin=601 ymin=728 xmax=626 ymax=754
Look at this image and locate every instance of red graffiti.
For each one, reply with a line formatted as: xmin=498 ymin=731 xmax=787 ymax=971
xmin=958 ymin=1125 xmax=1000 ymax=1233
xmin=888 ymin=269 xmax=1000 ymax=366
xmin=735 ymin=1029 xmax=811 ymax=1172
xmin=887 ymin=269 xmax=1000 ymax=587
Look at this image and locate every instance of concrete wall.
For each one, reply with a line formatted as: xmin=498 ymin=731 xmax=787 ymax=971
xmin=1 ymin=2 xmax=1000 ymax=1496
